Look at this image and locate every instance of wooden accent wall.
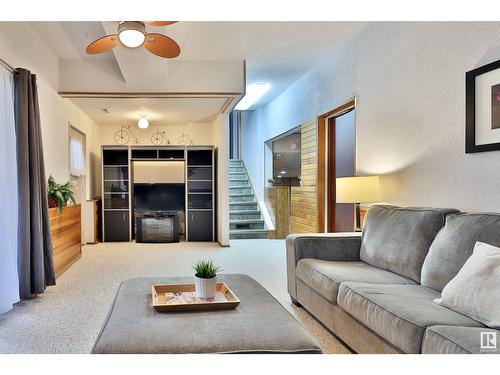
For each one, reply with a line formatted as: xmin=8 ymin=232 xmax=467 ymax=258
xmin=49 ymin=204 xmax=82 ymax=277
xmin=290 ymin=121 xmax=319 ymax=233
xmin=265 ymin=186 xmax=290 ymax=239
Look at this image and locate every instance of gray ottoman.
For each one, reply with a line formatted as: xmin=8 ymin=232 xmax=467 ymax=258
xmin=92 ymin=274 xmax=321 ymax=354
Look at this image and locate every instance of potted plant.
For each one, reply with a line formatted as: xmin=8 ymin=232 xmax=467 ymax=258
xmin=47 ymin=175 xmax=76 ymax=212
xmin=267 ymin=178 xmax=274 ymax=187
xmin=193 ymin=259 xmax=221 ymax=300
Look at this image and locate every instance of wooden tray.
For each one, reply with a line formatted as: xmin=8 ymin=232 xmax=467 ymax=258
xmin=152 ymin=282 xmax=240 ymax=312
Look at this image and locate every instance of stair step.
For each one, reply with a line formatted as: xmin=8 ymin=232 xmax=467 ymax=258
xmin=229 ymin=229 xmax=268 ymax=240
xmin=229 ymin=177 xmax=249 ymax=182
xmin=230 ymin=219 xmax=265 ymax=230
xmin=229 ymin=187 xmax=252 ymax=194
xmin=230 ymin=210 xmax=261 ymax=220
xmin=230 ymin=196 xmax=255 ymax=203
xmin=229 ymin=181 xmax=250 ymax=187
xmin=230 ymin=201 xmax=258 ymax=209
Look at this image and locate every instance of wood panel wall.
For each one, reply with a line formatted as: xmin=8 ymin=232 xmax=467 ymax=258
xmin=49 ymin=204 xmax=82 ymax=277
xmin=265 ymin=186 xmax=290 ymax=239
xmin=290 ymin=121 xmax=319 ymax=233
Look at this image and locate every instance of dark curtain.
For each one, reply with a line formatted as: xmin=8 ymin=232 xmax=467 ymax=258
xmin=14 ymin=68 xmax=55 ymax=298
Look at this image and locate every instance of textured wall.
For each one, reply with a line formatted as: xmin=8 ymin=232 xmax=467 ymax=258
xmin=243 ymin=22 xmax=500 ymax=212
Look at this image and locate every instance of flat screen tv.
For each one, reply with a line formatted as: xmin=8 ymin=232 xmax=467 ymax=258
xmin=134 ymin=183 xmax=185 ymax=211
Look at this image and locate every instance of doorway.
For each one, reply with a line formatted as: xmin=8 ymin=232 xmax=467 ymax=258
xmin=317 ymin=99 xmax=356 ymax=232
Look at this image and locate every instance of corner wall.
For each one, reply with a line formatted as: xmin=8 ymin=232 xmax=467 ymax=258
xmin=212 ymin=113 xmax=230 ymax=246
xmin=243 ymin=22 xmax=500 ymax=213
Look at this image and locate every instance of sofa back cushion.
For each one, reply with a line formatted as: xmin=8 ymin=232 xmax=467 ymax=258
xmin=361 ymin=205 xmax=458 ymax=283
xmin=421 ymin=213 xmax=500 ymax=291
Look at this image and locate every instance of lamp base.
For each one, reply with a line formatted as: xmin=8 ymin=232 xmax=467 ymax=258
xmin=354 ymin=203 xmax=362 ymax=232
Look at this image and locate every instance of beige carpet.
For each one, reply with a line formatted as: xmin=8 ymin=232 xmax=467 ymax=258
xmin=0 ymin=239 xmax=349 ymax=354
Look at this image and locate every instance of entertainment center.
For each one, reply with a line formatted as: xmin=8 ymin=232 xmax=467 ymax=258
xmin=102 ymin=145 xmax=216 ymax=243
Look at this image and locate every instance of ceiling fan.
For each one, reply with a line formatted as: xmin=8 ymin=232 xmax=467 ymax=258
xmin=85 ymin=21 xmax=180 ymax=58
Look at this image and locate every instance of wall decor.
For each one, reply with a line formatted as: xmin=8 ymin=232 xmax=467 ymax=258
xmin=151 ymin=130 xmax=171 ymax=145
xmin=114 ymin=125 xmax=140 ymax=145
xmin=178 ymin=133 xmax=194 ymax=145
xmin=466 ymin=59 xmax=500 ymax=153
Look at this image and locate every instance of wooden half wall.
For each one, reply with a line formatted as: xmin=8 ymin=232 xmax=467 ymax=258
xmin=49 ymin=204 xmax=82 ymax=277
xmin=290 ymin=121 xmax=319 ymax=233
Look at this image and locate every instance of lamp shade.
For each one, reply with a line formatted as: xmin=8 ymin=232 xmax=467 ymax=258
xmin=336 ymin=176 xmax=381 ymax=203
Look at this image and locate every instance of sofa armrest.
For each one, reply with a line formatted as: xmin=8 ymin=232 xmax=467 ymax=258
xmin=286 ymin=233 xmax=362 ymax=300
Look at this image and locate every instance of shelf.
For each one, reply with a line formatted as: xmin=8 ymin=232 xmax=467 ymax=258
xmin=187 ymin=179 xmax=212 ymax=182
xmin=104 ymin=165 xmax=129 ymax=168
xmin=104 ymin=192 xmax=129 ymax=194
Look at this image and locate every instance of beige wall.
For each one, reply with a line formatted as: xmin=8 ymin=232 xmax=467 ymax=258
xmin=212 ymin=113 xmax=230 ymax=246
xmin=244 ymin=22 xmax=500 ymax=213
xmin=0 ymin=22 xmax=101 ymax=243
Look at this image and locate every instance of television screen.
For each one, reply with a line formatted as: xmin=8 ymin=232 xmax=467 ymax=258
xmin=134 ymin=183 xmax=185 ymax=211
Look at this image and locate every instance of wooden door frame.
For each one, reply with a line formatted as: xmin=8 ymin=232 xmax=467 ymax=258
xmin=317 ymin=98 xmax=356 ymax=233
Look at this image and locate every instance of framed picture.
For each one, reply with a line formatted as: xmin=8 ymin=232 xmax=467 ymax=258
xmin=466 ymin=59 xmax=500 ymax=153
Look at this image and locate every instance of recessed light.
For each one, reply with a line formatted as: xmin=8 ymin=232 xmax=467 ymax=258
xmin=277 ymin=175 xmax=282 ymax=178
xmin=235 ymin=82 xmax=271 ymax=110
xmin=281 ymin=170 xmax=286 ymax=174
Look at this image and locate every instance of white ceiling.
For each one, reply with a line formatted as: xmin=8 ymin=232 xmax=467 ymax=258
xmin=29 ymin=22 xmax=364 ymax=123
xmin=31 ymin=21 xmax=364 ymax=102
xmin=70 ymin=97 xmax=227 ymax=126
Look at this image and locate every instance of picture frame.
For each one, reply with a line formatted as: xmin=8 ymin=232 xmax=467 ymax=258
xmin=466 ymin=59 xmax=500 ymax=153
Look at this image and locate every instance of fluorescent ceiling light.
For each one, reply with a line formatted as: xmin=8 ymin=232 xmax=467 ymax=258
xmin=138 ymin=116 xmax=149 ymax=129
xmin=235 ymin=82 xmax=271 ymax=110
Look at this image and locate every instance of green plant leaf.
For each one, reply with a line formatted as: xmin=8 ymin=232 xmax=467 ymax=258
xmin=193 ymin=259 xmax=221 ymax=279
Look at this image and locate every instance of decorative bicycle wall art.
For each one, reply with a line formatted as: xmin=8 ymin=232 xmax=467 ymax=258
xmin=151 ymin=130 xmax=171 ymax=145
xmin=113 ymin=126 xmax=193 ymax=146
xmin=113 ymin=125 xmax=140 ymax=145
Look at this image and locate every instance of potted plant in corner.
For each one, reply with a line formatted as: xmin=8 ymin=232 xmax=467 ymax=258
xmin=193 ymin=259 xmax=221 ymax=300
xmin=47 ymin=175 xmax=76 ymax=212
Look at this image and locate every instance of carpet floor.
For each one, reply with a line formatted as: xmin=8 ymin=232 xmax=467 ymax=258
xmin=0 ymin=239 xmax=349 ymax=354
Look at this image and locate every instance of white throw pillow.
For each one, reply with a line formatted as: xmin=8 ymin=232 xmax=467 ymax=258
xmin=434 ymin=241 xmax=500 ymax=329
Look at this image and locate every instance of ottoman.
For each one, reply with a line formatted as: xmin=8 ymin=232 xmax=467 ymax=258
xmin=92 ymin=274 xmax=321 ymax=354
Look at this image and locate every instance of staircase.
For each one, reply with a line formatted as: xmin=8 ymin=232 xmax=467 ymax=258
xmin=229 ymin=159 xmax=268 ymax=240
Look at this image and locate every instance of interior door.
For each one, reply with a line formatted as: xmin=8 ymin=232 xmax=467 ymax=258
xmin=327 ymin=109 xmax=356 ymax=232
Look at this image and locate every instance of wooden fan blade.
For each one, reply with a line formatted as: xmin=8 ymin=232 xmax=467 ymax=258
xmin=144 ymin=33 xmax=180 ymax=58
xmin=86 ymin=34 xmax=119 ymax=54
xmin=145 ymin=21 xmax=177 ymax=26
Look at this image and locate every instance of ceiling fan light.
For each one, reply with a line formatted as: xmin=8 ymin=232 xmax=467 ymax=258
xmin=138 ymin=116 xmax=149 ymax=129
xmin=119 ymin=29 xmax=145 ymax=48
xmin=118 ymin=21 xmax=146 ymax=48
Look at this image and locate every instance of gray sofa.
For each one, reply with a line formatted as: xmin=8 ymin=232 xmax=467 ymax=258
xmin=286 ymin=205 xmax=500 ymax=354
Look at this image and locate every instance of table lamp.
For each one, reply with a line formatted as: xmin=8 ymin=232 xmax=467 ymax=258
xmin=336 ymin=176 xmax=381 ymax=231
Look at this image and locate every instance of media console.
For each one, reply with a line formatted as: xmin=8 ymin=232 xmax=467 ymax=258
xmin=101 ymin=145 xmax=215 ymax=243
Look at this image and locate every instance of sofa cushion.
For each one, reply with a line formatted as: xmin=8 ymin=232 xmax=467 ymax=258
xmin=296 ymin=259 xmax=416 ymax=304
xmin=337 ymin=282 xmax=483 ymax=353
xmin=360 ymin=205 xmax=458 ymax=283
xmin=421 ymin=213 xmax=500 ymax=291
xmin=422 ymin=325 xmax=500 ymax=354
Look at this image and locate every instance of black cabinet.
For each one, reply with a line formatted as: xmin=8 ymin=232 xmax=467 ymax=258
xmin=103 ymin=149 xmax=128 ymax=165
xmin=187 ymin=211 xmax=213 ymax=241
xmin=186 ymin=147 xmax=214 ymax=241
xmin=103 ymin=147 xmax=130 ymax=242
xmin=104 ymin=211 xmax=130 ymax=242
